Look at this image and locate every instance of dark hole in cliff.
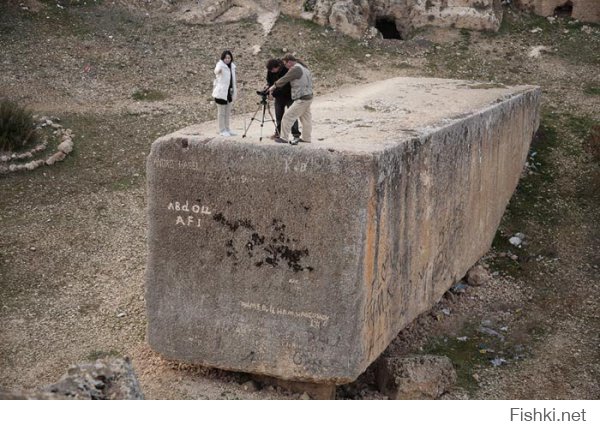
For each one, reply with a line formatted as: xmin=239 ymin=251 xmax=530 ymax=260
xmin=375 ymin=17 xmax=402 ymax=39
xmin=554 ymin=1 xmax=573 ymax=17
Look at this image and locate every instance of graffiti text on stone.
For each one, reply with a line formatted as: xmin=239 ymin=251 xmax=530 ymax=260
xmin=240 ymin=301 xmax=329 ymax=328
xmin=168 ymin=200 xmax=212 ymax=227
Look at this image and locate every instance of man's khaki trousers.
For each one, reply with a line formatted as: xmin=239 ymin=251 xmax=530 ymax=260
xmin=281 ymin=98 xmax=312 ymax=142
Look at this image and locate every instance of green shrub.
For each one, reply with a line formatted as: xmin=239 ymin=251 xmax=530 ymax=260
xmin=0 ymin=99 xmax=37 ymax=152
xmin=584 ymin=85 xmax=600 ymax=96
xmin=132 ymin=89 xmax=167 ymax=102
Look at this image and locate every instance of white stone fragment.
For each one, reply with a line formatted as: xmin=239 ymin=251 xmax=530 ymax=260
xmin=58 ymin=139 xmax=74 ymax=154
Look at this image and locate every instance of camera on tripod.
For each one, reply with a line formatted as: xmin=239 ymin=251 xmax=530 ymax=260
xmin=256 ymin=89 xmax=269 ymax=104
xmin=242 ymin=88 xmax=276 ymax=140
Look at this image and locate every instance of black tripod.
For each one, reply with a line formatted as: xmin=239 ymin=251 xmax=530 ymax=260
xmin=242 ymin=94 xmax=277 ymax=141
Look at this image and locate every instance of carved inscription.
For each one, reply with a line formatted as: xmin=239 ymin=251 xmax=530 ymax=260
xmin=284 ymin=158 xmax=308 ymax=174
xmin=153 ymin=158 xmax=249 ymax=184
xmin=167 ymin=200 xmax=212 ymax=227
xmin=153 ymin=158 xmax=203 ymax=172
xmin=307 ymin=326 xmax=341 ymax=347
xmin=240 ymin=301 xmax=329 ymax=328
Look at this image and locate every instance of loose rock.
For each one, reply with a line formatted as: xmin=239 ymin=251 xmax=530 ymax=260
xmin=58 ymin=139 xmax=74 ymax=154
xmin=509 ymin=236 xmax=522 ymax=246
xmin=466 ymin=265 xmax=491 ymax=286
xmin=46 ymin=151 xmax=67 ymax=165
xmin=241 ymin=380 xmax=259 ymax=392
xmin=0 ymin=358 xmax=143 ymax=399
xmin=375 ymin=355 xmax=457 ymax=400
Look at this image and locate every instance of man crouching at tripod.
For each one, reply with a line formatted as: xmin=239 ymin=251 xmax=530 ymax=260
xmin=264 ymin=58 xmax=300 ymax=141
xmin=268 ymin=54 xmax=313 ymax=145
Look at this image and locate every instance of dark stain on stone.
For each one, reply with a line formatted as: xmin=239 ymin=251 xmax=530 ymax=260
xmin=225 ymin=239 xmax=237 ymax=259
xmin=262 ymin=243 xmax=310 ymax=272
xmin=239 ymin=219 xmax=255 ymax=230
xmin=272 ymin=218 xmax=286 ymax=231
xmin=213 ymin=212 xmax=237 ymax=231
xmin=251 ymin=233 xmax=265 ymax=245
xmin=213 ymin=212 xmax=255 ymax=232
xmin=219 ymin=217 xmax=312 ymax=273
xmin=180 ymin=138 xmax=189 ymax=149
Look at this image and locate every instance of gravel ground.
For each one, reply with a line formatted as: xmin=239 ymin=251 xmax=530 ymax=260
xmin=0 ymin=2 xmax=598 ymax=399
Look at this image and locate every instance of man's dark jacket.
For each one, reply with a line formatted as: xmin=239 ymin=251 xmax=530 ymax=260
xmin=267 ymin=66 xmax=292 ymax=102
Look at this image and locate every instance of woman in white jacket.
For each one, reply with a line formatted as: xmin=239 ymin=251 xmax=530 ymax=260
xmin=212 ymin=50 xmax=237 ymax=136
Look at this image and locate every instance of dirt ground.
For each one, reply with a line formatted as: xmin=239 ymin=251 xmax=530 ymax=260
xmin=0 ymin=2 xmax=598 ymax=400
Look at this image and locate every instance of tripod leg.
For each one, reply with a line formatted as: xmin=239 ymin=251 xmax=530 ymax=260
xmin=259 ymin=103 xmax=269 ymax=141
xmin=266 ymin=103 xmax=277 ymax=134
xmin=242 ymin=103 xmax=264 ymax=138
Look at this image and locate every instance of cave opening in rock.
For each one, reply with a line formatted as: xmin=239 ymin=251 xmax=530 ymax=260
xmin=375 ymin=16 xmax=402 ymax=39
xmin=554 ymin=1 xmax=573 ymax=17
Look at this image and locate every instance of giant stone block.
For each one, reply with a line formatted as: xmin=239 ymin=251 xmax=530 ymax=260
xmin=146 ymin=77 xmax=541 ymax=383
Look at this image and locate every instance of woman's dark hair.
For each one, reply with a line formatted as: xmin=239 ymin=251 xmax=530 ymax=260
xmin=220 ymin=50 xmax=234 ymax=62
xmin=266 ymin=58 xmax=283 ymax=70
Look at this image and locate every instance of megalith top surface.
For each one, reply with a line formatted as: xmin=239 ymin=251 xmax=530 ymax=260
xmin=162 ymin=77 xmax=536 ymax=152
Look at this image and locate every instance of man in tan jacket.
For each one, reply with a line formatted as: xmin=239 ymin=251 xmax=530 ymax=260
xmin=268 ymin=54 xmax=313 ymax=145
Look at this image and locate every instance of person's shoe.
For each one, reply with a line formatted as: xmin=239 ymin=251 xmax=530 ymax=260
xmin=289 ymin=138 xmax=300 ymax=146
xmin=298 ymin=138 xmax=310 ymax=143
xmin=269 ymin=133 xmax=279 ymax=140
xmin=274 ymin=137 xmax=288 ymax=144
xmin=227 ymin=129 xmax=237 ymax=136
xmin=219 ymin=130 xmax=231 ymax=137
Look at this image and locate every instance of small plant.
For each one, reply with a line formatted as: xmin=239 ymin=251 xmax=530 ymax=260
xmin=583 ymin=85 xmax=600 ymax=96
xmin=132 ymin=88 xmax=167 ymax=102
xmin=86 ymin=349 xmax=122 ymax=361
xmin=0 ymin=99 xmax=37 ymax=152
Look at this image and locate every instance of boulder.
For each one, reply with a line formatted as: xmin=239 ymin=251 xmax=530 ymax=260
xmin=283 ymin=0 xmax=503 ymax=38
xmin=146 ymin=77 xmax=540 ymax=383
xmin=516 ymin=0 xmax=600 ymax=24
xmin=44 ymin=358 xmax=143 ymax=400
xmin=466 ymin=264 xmax=490 ymax=286
xmin=0 ymin=358 xmax=143 ymax=400
xmin=375 ymin=355 xmax=457 ymax=399
xmin=328 ymin=0 xmax=371 ymax=39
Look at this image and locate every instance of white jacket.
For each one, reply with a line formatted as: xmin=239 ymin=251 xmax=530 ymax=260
xmin=212 ymin=60 xmax=237 ymax=101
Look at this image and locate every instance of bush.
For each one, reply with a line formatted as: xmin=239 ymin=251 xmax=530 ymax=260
xmin=0 ymin=99 xmax=37 ymax=152
xmin=132 ymin=88 xmax=167 ymax=101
